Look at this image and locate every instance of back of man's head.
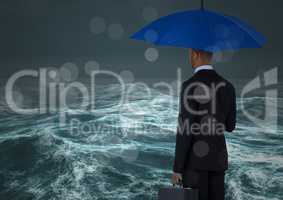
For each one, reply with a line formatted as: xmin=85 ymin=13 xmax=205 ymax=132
xmin=189 ymin=48 xmax=213 ymax=67
xmin=192 ymin=49 xmax=213 ymax=61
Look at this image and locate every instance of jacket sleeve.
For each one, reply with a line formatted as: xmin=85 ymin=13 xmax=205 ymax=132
xmin=225 ymin=85 xmax=236 ymax=132
xmin=173 ymin=82 xmax=197 ymax=173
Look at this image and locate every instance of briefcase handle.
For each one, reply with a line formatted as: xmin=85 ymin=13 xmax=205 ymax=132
xmin=172 ymin=180 xmax=183 ymax=187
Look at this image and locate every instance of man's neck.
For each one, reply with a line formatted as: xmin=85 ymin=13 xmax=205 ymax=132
xmin=192 ymin=62 xmax=212 ymax=69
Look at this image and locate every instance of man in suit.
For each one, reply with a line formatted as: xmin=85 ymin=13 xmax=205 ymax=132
xmin=171 ymin=49 xmax=236 ymax=200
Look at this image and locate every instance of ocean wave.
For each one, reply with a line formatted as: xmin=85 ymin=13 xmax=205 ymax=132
xmin=0 ymin=83 xmax=282 ymax=200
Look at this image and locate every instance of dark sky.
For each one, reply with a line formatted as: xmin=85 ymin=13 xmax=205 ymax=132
xmin=0 ymin=0 xmax=282 ymax=81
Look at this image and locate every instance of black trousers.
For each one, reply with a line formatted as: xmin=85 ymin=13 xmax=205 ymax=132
xmin=182 ymin=170 xmax=225 ymax=200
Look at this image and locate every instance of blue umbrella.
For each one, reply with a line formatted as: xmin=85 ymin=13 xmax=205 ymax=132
xmin=130 ymin=1 xmax=266 ymax=52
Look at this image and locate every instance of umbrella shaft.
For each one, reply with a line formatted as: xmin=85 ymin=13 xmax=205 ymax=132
xmin=201 ymin=0 xmax=204 ymax=10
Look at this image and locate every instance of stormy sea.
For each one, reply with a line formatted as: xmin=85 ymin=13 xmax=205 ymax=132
xmin=0 ymin=79 xmax=282 ymax=200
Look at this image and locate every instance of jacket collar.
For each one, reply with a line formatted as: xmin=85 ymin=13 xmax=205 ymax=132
xmin=194 ymin=65 xmax=214 ymax=74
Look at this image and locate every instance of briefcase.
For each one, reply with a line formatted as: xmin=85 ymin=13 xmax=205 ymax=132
xmin=158 ymin=186 xmax=198 ymax=200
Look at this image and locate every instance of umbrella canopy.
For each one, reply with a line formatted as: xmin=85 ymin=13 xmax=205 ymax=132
xmin=130 ymin=9 xmax=266 ymax=52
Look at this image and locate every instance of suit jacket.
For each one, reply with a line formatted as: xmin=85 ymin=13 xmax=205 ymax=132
xmin=173 ymin=69 xmax=236 ymax=173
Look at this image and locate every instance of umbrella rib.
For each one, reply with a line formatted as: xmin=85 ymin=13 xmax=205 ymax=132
xmin=222 ymin=14 xmax=263 ymax=46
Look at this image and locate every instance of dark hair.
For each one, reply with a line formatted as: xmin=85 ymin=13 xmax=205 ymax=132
xmin=192 ymin=49 xmax=213 ymax=60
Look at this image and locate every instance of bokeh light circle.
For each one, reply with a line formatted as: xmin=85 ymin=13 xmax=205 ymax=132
xmin=108 ymin=24 xmax=124 ymax=40
xmin=48 ymin=70 xmax=57 ymax=79
xmin=60 ymin=62 xmax=79 ymax=82
xmin=89 ymin=17 xmax=106 ymax=35
xmin=120 ymin=70 xmax=135 ymax=83
xmin=47 ymin=67 xmax=60 ymax=83
xmin=193 ymin=140 xmax=210 ymax=157
xmin=121 ymin=147 xmax=139 ymax=163
xmin=145 ymin=48 xmax=159 ymax=62
xmin=142 ymin=6 xmax=158 ymax=22
xmin=84 ymin=61 xmax=100 ymax=75
xmin=144 ymin=29 xmax=159 ymax=43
